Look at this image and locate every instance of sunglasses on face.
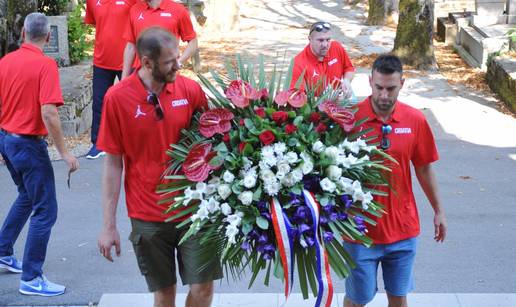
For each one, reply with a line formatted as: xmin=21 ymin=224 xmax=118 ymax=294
xmin=147 ymin=92 xmax=164 ymax=121
xmin=310 ymin=22 xmax=331 ymax=34
xmin=381 ymin=124 xmax=392 ymax=150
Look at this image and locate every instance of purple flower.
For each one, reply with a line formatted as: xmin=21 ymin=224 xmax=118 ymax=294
xmin=303 ymin=175 xmax=322 ymax=193
xmin=337 ymin=212 xmax=348 ymax=220
xmin=341 ymin=195 xmax=353 ymax=208
xmin=305 ymin=236 xmax=315 ymax=247
xmin=262 ymin=252 xmax=273 ymax=260
xmin=258 ymin=234 xmax=269 ymax=244
xmin=298 ymin=223 xmax=311 ymax=233
xmin=354 ymin=216 xmax=364 ymax=225
xmin=261 ymin=212 xmax=271 ymax=220
xmin=320 ymin=216 xmax=329 ymax=225
xmin=248 ymin=229 xmax=259 ymax=239
xmin=241 ymin=241 xmax=251 ymax=251
xmin=323 ymin=231 xmax=334 ymax=243
xmin=294 ymin=206 xmax=307 ymax=222
xmin=263 ymin=244 xmax=276 ymax=253
xmin=322 ymin=204 xmax=334 ymax=214
xmin=329 ymin=212 xmax=338 ymax=222
xmin=257 ymin=201 xmax=268 ymax=211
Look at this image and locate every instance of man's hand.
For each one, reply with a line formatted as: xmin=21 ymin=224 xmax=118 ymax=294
xmin=340 ymin=78 xmax=353 ymax=99
xmin=98 ymin=227 xmax=121 ymax=262
xmin=62 ymin=152 xmax=79 ymax=172
xmin=433 ymin=211 xmax=447 ymax=242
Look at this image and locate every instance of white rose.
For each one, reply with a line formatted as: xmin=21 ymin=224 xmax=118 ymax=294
xmin=195 ymin=182 xmax=207 ymax=194
xmin=285 ymin=151 xmax=298 ymax=164
xmin=220 ymin=203 xmax=232 ymax=216
xmin=205 ymin=184 xmax=217 ymax=195
xmin=337 ymin=177 xmax=354 ymax=194
xmin=324 ymin=146 xmax=339 ymax=161
xmin=312 ymin=140 xmax=325 ymax=153
xmin=264 ymin=181 xmax=280 ymax=196
xmin=205 ymin=198 xmax=220 ymax=213
xmin=273 ymin=142 xmax=287 ymax=155
xmin=277 ymin=161 xmax=291 ymax=176
xmin=281 ymin=173 xmax=296 ymax=187
xmin=238 ymin=191 xmax=254 ymax=205
xmin=342 ymin=138 xmax=360 ymax=154
xmin=218 ymin=184 xmax=232 ymax=200
xmin=223 ymin=171 xmax=235 ymax=183
xmin=301 ymin=161 xmax=314 ymax=175
xmin=326 ymin=165 xmax=343 ymax=181
xmin=300 ymin=151 xmax=312 ymax=162
xmin=243 ymin=175 xmax=257 ymax=188
xmin=226 ymin=212 xmax=243 ymax=226
xmin=320 ymin=177 xmax=336 ymax=193
xmin=260 ymin=169 xmax=276 ymax=182
xmin=291 ymin=169 xmax=304 ymax=183
xmin=261 ymin=145 xmax=275 ymax=159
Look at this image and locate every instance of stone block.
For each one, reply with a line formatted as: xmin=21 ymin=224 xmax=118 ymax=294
xmin=458 ymin=25 xmax=509 ymax=69
xmin=486 ymin=56 xmax=516 ymax=113
xmin=472 ymin=14 xmax=508 ymax=27
xmin=437 ymin=17 xmax=458 ymax=45
xmin=43 ymin=15 xmax=70 ymax=66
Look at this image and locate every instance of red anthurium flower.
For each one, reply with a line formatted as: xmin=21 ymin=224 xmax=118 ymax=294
xmin=271 ymin=111 xmax=289 ymax=125
xmin=222 ymin=133 xmax=230 ymax=142
xmin=285 ymin=124 xmax=297 ymax=134
xmin=260 ymin=88 xmax=269 ymax=102
xmin=274 ymin=88 xmax=307 ymax=108
xmin=224 ymin=80 xmax=261 ymax=108
xmin=182 ymin=143 xmax=219 ymax=182
xmin=238 ymin=142 xmax=247 ymax=152
xmin=255 ymin=107 xmax=266 ymax=118
xmin=315 ymin=123 xmax=328 ymax=133
xmin=309 ymin=112 xmax=321 ymax=123
xmin=199 ymin=108 xmax=234 ymax=138
xmin=259 ymin=130 xmax=276 ymax=145
xmin=318 ymin=100 xmax=355 ymax=132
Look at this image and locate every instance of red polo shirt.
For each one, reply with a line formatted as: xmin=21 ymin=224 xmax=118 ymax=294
xmin=85 ymin=0 xmax=136 ymax=70
xmin=124 ymin=0 xmax=196 ymax=68
xmin=291 ymin=40 xmax=355 ymax=95
xmin=97 ymin=72 xmax=207 ymax=222
xmin=0 ymin=44 xmax=63 ymax=136
xmin=354 ymin=97 xmax=439 ymax=244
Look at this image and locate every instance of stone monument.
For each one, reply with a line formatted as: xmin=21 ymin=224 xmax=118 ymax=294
xmin=43 ymin=15 xmax=70 ymax=66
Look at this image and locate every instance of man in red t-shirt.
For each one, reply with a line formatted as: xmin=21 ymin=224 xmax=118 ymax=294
xmin=84 ymin=0 xmax=136 ymax=159
xmin=97 ymin=27 xmax=221 ymax=307
xmin=343 ymin=55 xmax=447 ymax=307
xmin=291 ymin=21 xmax=355 ymax=97
xmin=0 ymin=13 xmax=79 ymax=297
xmin=120 ymin=0 xmax=198 ymax=79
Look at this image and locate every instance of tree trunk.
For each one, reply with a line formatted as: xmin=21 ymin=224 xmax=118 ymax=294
xmin=368 ymin=0 xmax=386 ymax=25
xmin=0 ymin=0 xmax=37 ymax=57
xmin=392 ymin=0 xmax=435 ymax=69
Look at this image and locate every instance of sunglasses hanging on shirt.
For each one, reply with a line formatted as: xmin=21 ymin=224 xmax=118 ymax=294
xmin=381 ymin=124 xmax=392 ymax=150
xmin=147 ymin=92 xmax=164 ymax=121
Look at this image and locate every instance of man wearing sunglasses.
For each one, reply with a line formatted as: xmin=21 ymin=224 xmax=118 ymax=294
xmin=344 ymin=54 xmax=447 ymax=307
xmin=96 ymin=27 xmax=222 ymax=307
xmin=291 ymin=21 xmax=355 ymax=97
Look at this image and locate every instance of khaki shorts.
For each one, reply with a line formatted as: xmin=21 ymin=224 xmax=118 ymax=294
xmin=129 ymin=218 xmax=223 ymax=292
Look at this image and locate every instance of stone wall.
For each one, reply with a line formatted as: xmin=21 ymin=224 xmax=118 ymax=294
xmin=487 ymin=56 xmax=516 ymax=113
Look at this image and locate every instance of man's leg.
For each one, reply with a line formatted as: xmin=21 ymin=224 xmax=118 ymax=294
xmin=344 ymin=296 xmax=365 ymax=307
xmin=381 ymin=238 xmax=418 ymax=307
xmin=0 ymin=135 xmax=33 ymax=258
xmin=186 ymin=281 xmax=214 ymax=307
xmin=154 ymin=284 xmax=176 ymax=307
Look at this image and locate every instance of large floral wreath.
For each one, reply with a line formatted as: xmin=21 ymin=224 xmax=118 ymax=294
xmin=157 ymin=56 xmax=393 ymax=305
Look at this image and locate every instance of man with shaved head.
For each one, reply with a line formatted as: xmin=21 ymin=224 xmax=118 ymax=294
xmin=97 ymin=27 xmax=222 ymax=307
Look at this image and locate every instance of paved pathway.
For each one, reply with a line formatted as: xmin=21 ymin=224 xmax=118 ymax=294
xmin=1 ymin=0 xmax=516 ymax=306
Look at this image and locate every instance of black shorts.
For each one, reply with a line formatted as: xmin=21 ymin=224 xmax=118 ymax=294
xmin=129 ymin=218 xmax=223 ymax=292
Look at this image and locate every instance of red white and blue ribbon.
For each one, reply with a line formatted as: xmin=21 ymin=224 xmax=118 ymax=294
xmin=303 ymin=190 xmax=334 ymax=307
xmin=270 ymin=197 xmax=295 ymax=299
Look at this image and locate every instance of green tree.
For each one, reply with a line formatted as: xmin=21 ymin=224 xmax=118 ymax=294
xmin=392 ymin=0 xmax=435 ymax=68
xmin=368 ymin=0 xmax=386 ymax=25
xmin=0 ymin=0 xmax=37 ymax=57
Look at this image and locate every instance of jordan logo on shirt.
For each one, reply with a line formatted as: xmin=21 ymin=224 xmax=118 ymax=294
xmin=96 ymin=0 xmax=101 ymax=6
xmin=135 ymin=105 xmax=146 ymax=118
xmin=137 ymin=13 xmax=144 ymax=20
xmin=312 ymin=70 xmax=319 ymax=78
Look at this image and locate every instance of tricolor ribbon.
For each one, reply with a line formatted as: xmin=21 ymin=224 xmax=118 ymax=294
xmin=270 ymin=191 xmax=334 ymax=307
xmin=270 ymin=197 xmax=295 ymax=299
xmin=303 ymin=190 xmax=334 ymax=307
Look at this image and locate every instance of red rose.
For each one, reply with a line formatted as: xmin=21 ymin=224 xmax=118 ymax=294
xmin=259 ymin=130 xmax=276 ymax=145
xmin=260 ymin=88 xmax=269 ymax=102
xmin=222 ymin=133 xmax=230 ymax=142
xmin=315 ymin=123 xmax=327 ymax=133
xmin=285 ymin=124 xmax=297 ymax=134
xmin=239 ymin=119 xmax=245 ymax=126
xmin=309 ymin=112 xmax=321 ymax=123
xmin=255 ymin=107 xmax=266 ymax=118
xmin=238 ymin=142 xmax=247 ymax=152
xmin=271 ymin=111 xmax=289 ymax=125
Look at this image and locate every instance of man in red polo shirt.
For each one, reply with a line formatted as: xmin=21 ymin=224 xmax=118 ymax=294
xmin=97 ymin=27 xmax=222 ymax=307
xmin=0 ymin=13 xmax=79 ymax=297
xmin=343 ymin=54 xmax=447 ymax=307
xmin=291 ymin=21 xmax=355 ymax=97
xmin=120 ymin=0 xmax=198 ymax=79
xmin=83 ymin=0 xmax=136 ymax=159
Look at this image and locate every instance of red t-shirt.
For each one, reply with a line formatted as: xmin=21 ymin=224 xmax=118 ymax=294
xmin=97 ymin=72 xmax=207 ymax=222
xmin=291 ymin=40 xmax=355 ymax=95
xmin=124 ymin=0 xmax=196 ymax=68
xmin=353 ymin=97 xmax=439 ymax=244
xmin=0 ymin=44 xmax=63 ymax=136
xmin=85 ymin=0 xmax=136 ymax=70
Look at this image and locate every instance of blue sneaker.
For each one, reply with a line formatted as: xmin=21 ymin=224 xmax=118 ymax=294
xmin=0 ymin=255 xmax=22 ymax=273
xmin=86 ymin=144 xmax=105 ymax=159
xmin=19 ymin=275 xmax=66 ymax=297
